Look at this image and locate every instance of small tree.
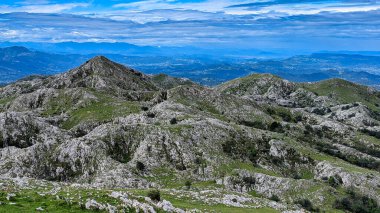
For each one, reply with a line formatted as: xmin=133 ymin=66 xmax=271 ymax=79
xmin=270 ymin=195 xmax=280 ymax=202
xmin=328 ymin=175 xmax=342 ymax=188
xmin=170 ymin=118 xmax=177 ymax=125
xmin=295 ymin=199 xmax=320 ymax=212
xmin=136 ymin=161 xmax=145 ymax=171
xmin=185 ymin=180 xmax=192 ymax=190
xmin=147 ymin=189 xmax=161 ymax=202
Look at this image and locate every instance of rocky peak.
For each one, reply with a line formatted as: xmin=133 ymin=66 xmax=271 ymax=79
xmin=47 ymin=56 xmax=158 ymax=92
xmin=75 ymin=55 xmax=144 ymax=79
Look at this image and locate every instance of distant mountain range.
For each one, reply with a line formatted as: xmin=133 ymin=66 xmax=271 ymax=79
xmin=1 ymin=46 xmax=380 ymax=89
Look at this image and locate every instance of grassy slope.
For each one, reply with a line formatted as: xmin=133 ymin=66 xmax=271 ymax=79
xmin=302 ymin=78 xmax=380 ymax=112
xmin=0 ymin=185 xmax=279 ymax=213
xmin=42 ymin=89 xmax=142 ymax=130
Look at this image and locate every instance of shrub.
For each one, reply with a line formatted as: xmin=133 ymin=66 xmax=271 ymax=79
xmin=170 ymin=118 xmax=177 ymax=125
xmin=333 ymin=189 xmax=379 ymax=213
xmin=361 ymin=128 xmax=380 ymax=139
xmin=136 ymin=161 xmax=145 ymax=171
xmin=248 ymin=147 xmax=258 ymax=163
xmin=269 ymin=122 xmax=283 ymax=133
xmin=222 ymin=140 xmax=234 ymax=154
xmin=266 ymin=107 xmax=276 ymax=115
xmin=239 ymin=120 xmax=266 ymax=130
xmin=328 ymin=175 xmax=343 ymax=188
xmin=147 ymin=189 xmax=161 ymax=202
xmin=141 ymin=106 xmax=149 ymax=111
xmin=270 ymin=195 xmax=280 ymax=202
xmin=294 ymin=113 xmax=303 ymax=122
xmin=185 ymin=180 xmax=192 ymax=190
xmin=293 ymin=173 xmax=302 ymax=180
xmin=295 ymin=199 xmax=320 ymax=212
xmin=147 ymin=112 xmax=155 ymax=118
xmin=194 ymin=157 xmax=203 ymax=165
xmin=279 ymin=110 xmax=293 ymax=122
xmin=242 ymin=176 xmax=256 ymax=185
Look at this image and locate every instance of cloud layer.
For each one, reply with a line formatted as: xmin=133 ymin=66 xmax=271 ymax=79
xmin=0 ymin=0 xmax=379 ymax=52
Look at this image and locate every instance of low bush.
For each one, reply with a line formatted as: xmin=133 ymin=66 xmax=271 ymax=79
xmin=333 ymin=189 xmax=379 ymax=213
xmin=328 ymin=175 xmax=343 ymax=188
xmin=136 ymin=161 xmax=145 ymax=171
xmin=170 ymin=118 xmax=177 ymax=125
xmin=269 ymin=195 xmax=280 ymax=202
xmin=185 ymin=180 xmax=192 ymax=190
xmin=295 ymin=199 xmax=320 ymax=212
xmin=147 ymin=189 xmax=161 ymax=202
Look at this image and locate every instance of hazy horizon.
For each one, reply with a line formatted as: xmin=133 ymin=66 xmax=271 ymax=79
xmin=1 ymin=0 xmax=380 ymax=57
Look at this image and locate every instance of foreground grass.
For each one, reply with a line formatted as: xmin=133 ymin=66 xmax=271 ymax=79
xmin=0 ymin=185 xmax=279 ymax=213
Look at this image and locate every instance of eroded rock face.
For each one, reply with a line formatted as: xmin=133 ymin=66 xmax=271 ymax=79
xmin=327 ymin=103 xmax=380 ymax=128
xmin=0 ymin=112 xmax=64 ymax=148
xmin=216 ymin=74 xmax=331 ymax=108
xmin=314 ymin=161 xmax=380 ymax=203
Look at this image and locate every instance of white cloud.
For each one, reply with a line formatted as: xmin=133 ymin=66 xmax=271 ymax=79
xmin=0 ymin=3 xmax=89 ymax=13
xmin=0 ymin=29 xmax=19 ymax=38
xmin=113 ymin=0 xmax=254 ymax=13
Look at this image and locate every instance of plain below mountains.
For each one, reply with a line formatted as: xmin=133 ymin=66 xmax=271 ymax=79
xmin=1 ymin=46 xmax=380 ymax=89
xmin=0 ymin=56 xmax=379 ymax=212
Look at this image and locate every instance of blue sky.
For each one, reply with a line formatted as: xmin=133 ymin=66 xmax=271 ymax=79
xmin=0 ymin=0 xmax=380 ymax=54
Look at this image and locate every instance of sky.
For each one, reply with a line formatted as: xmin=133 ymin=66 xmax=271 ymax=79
xmin=0 ymin=0 xmax=380 ymax=55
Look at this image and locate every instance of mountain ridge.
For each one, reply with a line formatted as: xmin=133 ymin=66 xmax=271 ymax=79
xmin=1 ymin=46 xmax=380 ymax=89
xmin=0 ymin=56 xmax=379 ymax=212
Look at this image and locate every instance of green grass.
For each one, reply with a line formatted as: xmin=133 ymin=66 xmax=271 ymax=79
xmin=0 ymin=190 xmax=98 ymax=213
xmin=302 ymin=78 xmax=380 ymax=113
xmin=128 ymin=189 xmax=279 ymax=213
xmin=0 ymin=96 xmax=15 ymax=112
xmin=41 ymin=89 xmax=142 ymax=129
xmin=0 ymin=96 xmax=15 ymax=105
xmin=216 ymin=161 xmax=282 ymax=177
xmin=166 ymin=124 xmax=193 ymax=135
xmin=284 ymin=135 xmax=377 ymax=174
xmin=61 ymin=100 xmax=140 ymax=129
xmin=123 ymin=188 xmax=280 ymax=213
xmin=218 ymin=73 xmax=281 ymax=95
xmin=355 ymin=133 xmax=380 ymax=146
xmin=145 ymin=167 xmax=181 ymax=188
xmin=41 ymin=90 xmax=74 ymax=116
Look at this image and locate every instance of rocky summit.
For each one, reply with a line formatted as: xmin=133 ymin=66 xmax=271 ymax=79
xmin=0 ymin=56 xmax=379 ymax=213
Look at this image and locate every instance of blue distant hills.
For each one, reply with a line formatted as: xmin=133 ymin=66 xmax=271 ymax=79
xmin=1 ymin=46 xmax=380 ymax=89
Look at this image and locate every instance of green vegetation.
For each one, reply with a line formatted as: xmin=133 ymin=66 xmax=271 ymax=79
xmin=0 ymin=190 xmax=99 ymax=213
xmin=302 ymin=78 xmax=380 ymax=113
xmin=295 ymin=199 xmax=320 ymax=212
xmin=328 ymin=175 xmax=343 ymax=188
xmin=219 ymin=73 xmax=281 ymax=95
xmin=41 ymin=89 xmax=141 ymax=129
xmin=147 ymin=189 xmax=161 ymax=201
xmin=159 ymin=190 xmax=278 ymax=213
xmin=269 ymin=195 xmax=280 ymax=202
xmin=136 ymin=161 xmax=145 ymax=171
xmin=0 ymin=96 xmax=15 ymax=105
xmin=151 ymin=73 xmax=194 ymax=89
xmin=216 ymin=161 xmax=281 ymax=177
xmin=333 ymin=188 xmax=380 ymax=213
xmin=146 ymin=167 xmax=181 ymax=188
xmin=185 ymin=180 xmax=192 ymax=190
xmin=62 ymin=100 xmax=140 ymax=129
xmin=266 ymin=106 xmax=303 ymax=123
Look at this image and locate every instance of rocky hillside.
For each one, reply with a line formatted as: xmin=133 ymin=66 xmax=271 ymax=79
xmin=0 ymin=57 xmax=379 ymax=213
